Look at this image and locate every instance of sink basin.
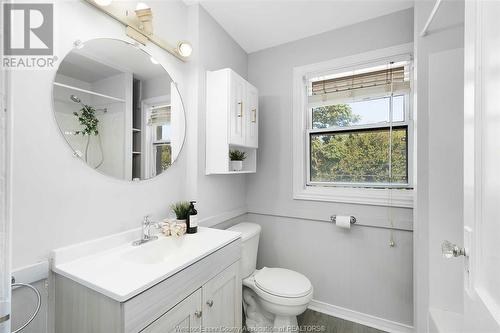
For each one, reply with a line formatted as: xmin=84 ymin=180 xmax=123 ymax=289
xmin=51 ymin=227 xmax=241 ymax=302
xmin=120 ymin=237 xmax=181 ymax=264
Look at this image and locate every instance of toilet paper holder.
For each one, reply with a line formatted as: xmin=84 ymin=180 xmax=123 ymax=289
xmin=330 ymin=215 xmax=357 ymax=224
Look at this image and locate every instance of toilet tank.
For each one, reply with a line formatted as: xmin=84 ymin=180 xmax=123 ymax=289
xmin=228 ymin=222 xmax=261 ymax=278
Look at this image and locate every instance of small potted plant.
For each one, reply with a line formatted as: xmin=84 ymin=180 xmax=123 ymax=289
xmin=169 ymin=201 xmax=190 ymax=225
xmin=229 ymin=149 xmax=246 ymax=171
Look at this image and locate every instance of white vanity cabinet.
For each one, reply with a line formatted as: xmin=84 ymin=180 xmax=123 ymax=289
xmin=202 ymin=261 xmax=241 ymax=329
xmin=143 ymin=262 xmax=241 ymax=333
xmin=141 ymin=289 xmax=202 ymax=333
xmin=206 ymin=68 xmax=259 ymax=174
xmin=53 ymin=234 xmax=242 ymax=333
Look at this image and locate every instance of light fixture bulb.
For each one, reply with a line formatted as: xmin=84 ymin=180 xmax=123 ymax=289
xmin=150 ymin=57 xmax=159 ymax=65
xmin=94 ymin=0 xmax=113 ymax=6
xmin=176 ymin=41 xmax=192 ymax=58
xmin=136 ymin=2 xmax=150 ymax=10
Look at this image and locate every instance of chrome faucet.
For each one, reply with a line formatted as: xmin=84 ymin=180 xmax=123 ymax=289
xmin=132 ymin=215 xmax=159 ymax=246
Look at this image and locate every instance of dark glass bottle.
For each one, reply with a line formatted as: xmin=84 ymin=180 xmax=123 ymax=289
xmin=187 ymin=201 xmax=198 ymax=234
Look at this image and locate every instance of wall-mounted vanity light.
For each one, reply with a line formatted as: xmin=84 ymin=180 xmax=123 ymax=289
xmin=135 ymin=2 xmax=153 ymax=36
xmin=82 ymin=0 xmax=192 ymax=62
xmin=94 ymin=0 xmax=112 ymax=6
xmin=176 ymin=41 xmax=193 ymax=58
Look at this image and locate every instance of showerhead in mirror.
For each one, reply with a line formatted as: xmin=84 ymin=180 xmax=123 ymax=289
xmin=69 ymin=94 xmax=107 ymax=113
xmin=70 ymin=94 xmax=81 ymax=104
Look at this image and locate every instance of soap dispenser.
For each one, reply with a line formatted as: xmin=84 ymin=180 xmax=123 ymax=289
xmin=187 ymin=201 xmax=198 ymax=234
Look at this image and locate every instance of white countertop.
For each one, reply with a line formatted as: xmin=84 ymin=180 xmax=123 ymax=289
xmin=51 ymin=227 xmax=241 ymax=302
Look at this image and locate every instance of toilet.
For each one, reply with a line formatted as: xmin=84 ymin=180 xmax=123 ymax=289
xmin=228 ymin=222 xmax=313 ymax=332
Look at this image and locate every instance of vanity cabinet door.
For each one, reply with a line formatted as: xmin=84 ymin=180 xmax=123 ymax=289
xmin=245 ymin=83 xmax=259 ymax=148
xmin=202 ymin=262 xmax=241 ymax=332
xmin=229 ymin=72 xmax=247 ymax=146
xmin=141 ymin=289 xmax=202 ymax=333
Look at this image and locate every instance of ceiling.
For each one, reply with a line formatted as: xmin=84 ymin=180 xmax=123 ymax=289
xmin=60 ymin=39 xmax=172 ymax=83
xmin=198 ymin=0 xmax=414 ymax=53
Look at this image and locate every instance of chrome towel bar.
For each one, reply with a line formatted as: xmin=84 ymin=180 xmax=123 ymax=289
xmin=10 ymin=277 xmax=41 ymax=333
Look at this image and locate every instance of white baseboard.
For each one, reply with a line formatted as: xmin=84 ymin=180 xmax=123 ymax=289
xmin=198 ymin=208 xmax=247 ymax=227
xmin=12 ymin=261 xmax=49 ymax=284
xmin=308 ymin=299 xmax=414 ymax=333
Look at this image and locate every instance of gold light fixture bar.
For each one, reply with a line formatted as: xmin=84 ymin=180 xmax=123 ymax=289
xmin=82 ymin=0 xmax=190 ymax=62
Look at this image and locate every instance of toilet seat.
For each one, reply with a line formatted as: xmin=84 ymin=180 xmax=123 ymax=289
xmin=243 ymin=268 xmax=314 ymax=307
xmin=254 ymin=267 xmax=312 ymax=298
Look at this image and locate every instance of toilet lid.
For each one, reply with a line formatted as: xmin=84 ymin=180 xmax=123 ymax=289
xmin=254 ymin=267 xmax=312 ymax=298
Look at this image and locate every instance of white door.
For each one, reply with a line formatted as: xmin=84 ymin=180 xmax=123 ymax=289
xmin=462 ymin=0 xmax=500 ymax=330
xmin=229 ymin=72 xmax=246 ymax=146
xmin=245 ymin=84 xmax=259 ymax=148
xmin=141 ymin=289 xmax=202 ymax=333
xmin=202 ymin=262 xmax=241 ymax=332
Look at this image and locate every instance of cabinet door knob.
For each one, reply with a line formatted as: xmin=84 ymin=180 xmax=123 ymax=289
xmin=206 ymin=300 xmax=214 ymax=307
xmin=195 ymin=310 xmax=202 ymax=318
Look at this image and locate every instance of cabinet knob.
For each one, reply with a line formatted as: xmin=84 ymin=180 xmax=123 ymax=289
xmin=206 ymin=300 xmax=214 ymax=307
xmin=195 ymin=310 xmax=202 ymax=318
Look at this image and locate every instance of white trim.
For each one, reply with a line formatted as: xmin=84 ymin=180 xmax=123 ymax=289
xmin=198 ymin=208 xmax=247 ymax=228
xmin=12 ymin=261 xmax=49 ymax=285
xmin=309 ymin=299 xmax=414 ymax=333
xmin=293 ymin=186 xmax=413 ymax=208
xmin=293 ymin=43 xmax=414 ymax=208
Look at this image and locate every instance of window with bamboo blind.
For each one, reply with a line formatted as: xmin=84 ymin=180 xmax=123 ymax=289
xmin=305 ymin=61 xmax=412 ymax=188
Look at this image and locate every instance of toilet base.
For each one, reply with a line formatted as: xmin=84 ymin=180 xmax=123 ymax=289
xmin=243 ymin=287 xmax=304 ymax=333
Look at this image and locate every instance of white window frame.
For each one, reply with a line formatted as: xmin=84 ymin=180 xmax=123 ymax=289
xmin=141 ymin=95 xmax=170 ymax=178
xmin=292 ymin=43 xmax=415 ymax=208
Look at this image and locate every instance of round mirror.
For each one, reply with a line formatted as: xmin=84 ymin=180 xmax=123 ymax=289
xmin=53 ymin=38 xmax=186 ymax=181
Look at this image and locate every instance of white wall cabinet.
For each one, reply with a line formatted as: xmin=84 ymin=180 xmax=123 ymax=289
xmin=206 ymin=68 xmax=259 ymax=174
xmin=55 ymin=240 xmax=241 ymax=333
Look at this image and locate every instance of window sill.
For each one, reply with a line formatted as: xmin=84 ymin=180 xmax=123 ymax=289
xmin=293 ymin=185 xmax=414 ymax=208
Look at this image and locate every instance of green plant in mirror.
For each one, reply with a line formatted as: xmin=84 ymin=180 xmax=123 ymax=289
xmin=170 ymin=201 xmax=191 ymax=220
xmin=229 ymin=149 xmax=246 ymax=161
xmin=73 ymin=105 xmax=99 ymax=136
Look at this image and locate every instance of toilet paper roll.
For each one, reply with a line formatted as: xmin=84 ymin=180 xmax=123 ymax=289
xmin=335 ymin=215 xmax=351 ymax=229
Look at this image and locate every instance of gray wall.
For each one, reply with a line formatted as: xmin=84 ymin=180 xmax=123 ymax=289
xmin=9 ymin=2 xmax=249 ymax=332
xmin=195 ymin=6 xmax=249 ymax=219
xmin=246 ymin=9 xmax=414 ymax=326
xmin=413 ymin=1 xmax=464 ymax=331
xmin=10 ymin=0 xmax=189 ymax=271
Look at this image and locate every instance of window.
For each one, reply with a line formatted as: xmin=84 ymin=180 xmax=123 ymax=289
xmin=292 ymin=44 xmax=414 ymax=207
xmin=148 ymin=104 xmax=172 ymax=175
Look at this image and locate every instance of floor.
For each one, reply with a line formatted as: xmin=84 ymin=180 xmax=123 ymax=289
xmin=297 ymin=309 xmax=387 ymax=333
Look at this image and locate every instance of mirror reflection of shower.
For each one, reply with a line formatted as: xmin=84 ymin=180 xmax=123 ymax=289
xmin=52 ymin=38 xmax=186 ymax=181
xmin=69 ymin=94 xmax=105 ymax=169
